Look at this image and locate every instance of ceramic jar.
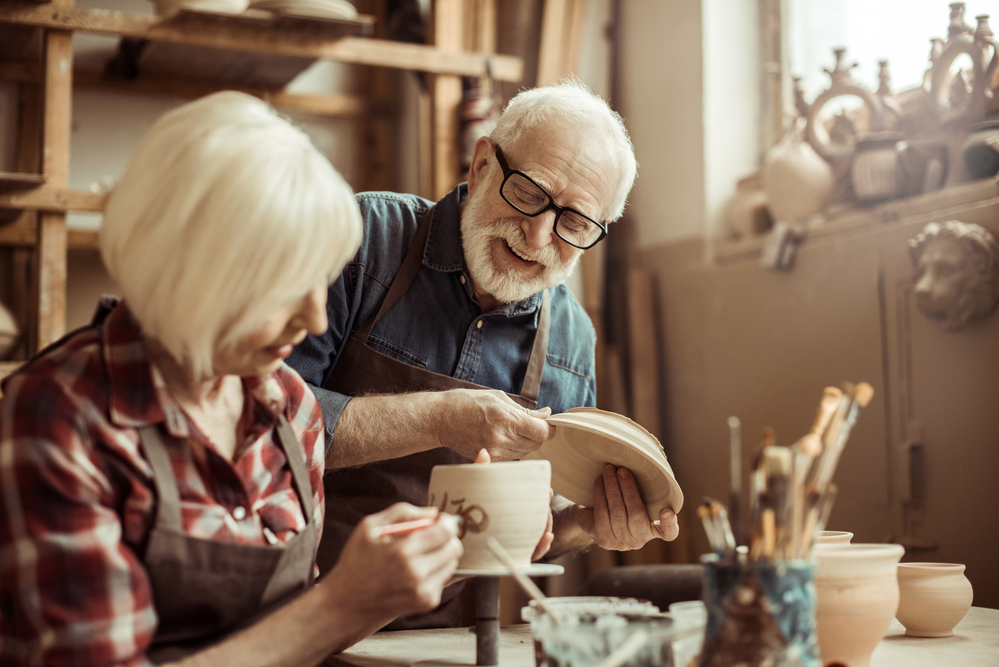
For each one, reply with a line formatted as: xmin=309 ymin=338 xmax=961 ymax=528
xmin=427 ymin=460 xmax=550 ymax=571
xmin=723 ymin=172 xmax=772 ymax=239
xmin=896 ymin=563 xmax=974 ymax=637
xmin=813 ymin=543 xmax=905 ymax=667
xmin=762 ymin=125 xmax=834 ymax=222
xmin=962 ymin=121 xmax=999 ymax=179
xmin=814 ymin=530 xmax=853 ymax=545
xmin=851 ymin=132 xmax=905 ymax=202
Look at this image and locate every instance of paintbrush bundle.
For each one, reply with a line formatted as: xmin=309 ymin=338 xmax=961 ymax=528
xmin=702 ymin=381 xmax=874 ymax=563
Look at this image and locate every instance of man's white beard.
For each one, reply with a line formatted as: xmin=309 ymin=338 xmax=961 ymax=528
xmin=461 ymin=191 xmax=581 ymax=304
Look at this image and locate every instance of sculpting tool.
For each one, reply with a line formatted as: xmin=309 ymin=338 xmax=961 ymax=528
xmin=790 ymin=387 xmax=842 ymax=557
xmin=593 ymin=629 xmax=650 ymax=667
xmin=372 ymin=514 xmax=462 ymax=539
xmin=761 ymin=446 xmax=792 ymax=559
xmin=485 ymin=537 xmax=563 ymax=624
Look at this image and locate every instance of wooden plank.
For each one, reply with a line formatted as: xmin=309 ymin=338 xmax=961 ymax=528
xmin=536 ymin=0 xmax=567 ymax=86
xmin=430 ymin=0 xmax=462 ymax=200
xmin=0 ymin=5 xmax=524 ymax=80
xmin=0 ymin=172 xmax=45 ymax=191
xmin=35 ymin=8 xmax=72 ymax=350
xmin=1 ymin=63 xmax=370 ymax=117
xmin=0 ymin=217 xmax=99 ymax=248
xmin=0 ymin=186 xmax=106 ymax=213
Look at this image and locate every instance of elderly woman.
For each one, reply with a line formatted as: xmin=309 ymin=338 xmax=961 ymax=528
xmin=0 ymin=92 xmax=461 ymax=666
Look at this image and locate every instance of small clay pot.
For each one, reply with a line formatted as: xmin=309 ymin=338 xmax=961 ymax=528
xmin=428 ymin=460 xmax=550 ymax=571
xmin=813 ymin=543 xmax=904 ymax=667
xmin=896 ymin=563 xmax=974 ymax=637
xmin=814 ymin=531 xmax=853 ymax=545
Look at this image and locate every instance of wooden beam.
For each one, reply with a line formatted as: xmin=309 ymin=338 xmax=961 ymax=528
xmin=0 ymin=217 xmax=99 ymax=249
xmin=430 ymin=0 xmax=463 ymax=200
xmin=0 ymin=186 xmax=106 ymax=213
xmin=35 ymin=8 xmax=73 ymax=350
xmin=0 ymin=5 xmax=524 ymax=81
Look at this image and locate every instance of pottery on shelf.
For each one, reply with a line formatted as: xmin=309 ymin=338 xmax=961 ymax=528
xmin=762 ymin=124 xmax=834 ymax=222
xmin=814 ymin=530 xmax=853 ymax=545
xmin=896 ymin=562 xmax=974 ymax=637
xmin=813 ymin=543 xmax=905 ymax=667
xmin=963 ymin=120 xmax=999 ymax=179
xmin=427 ymin=460 xmax=550 ymax=571
xmin=723 ymin=172 xmax=772 ymax=239
xmin=523 ymin=407 xmax=683 ymax=520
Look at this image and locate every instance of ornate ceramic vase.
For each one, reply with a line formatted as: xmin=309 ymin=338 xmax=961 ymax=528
xmin=427 ymin=460 xmax=550 ymax=571
xmin=896 ymin=563 xmax=974 ymax=637
xmin=813 ymin=543 xmax=905 ymax=667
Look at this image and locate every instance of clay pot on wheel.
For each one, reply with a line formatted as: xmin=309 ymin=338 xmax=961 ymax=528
xmin=813 ymin=543 xmax=904 ymax=667
xmin=428 ymin=460 xmax=550 ymax=571
xmin=896 ymin=563 xmax=974 ymax=637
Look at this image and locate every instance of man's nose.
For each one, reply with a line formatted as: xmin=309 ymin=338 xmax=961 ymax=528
xmin=521 ymin=212 xmax=556 ymax=249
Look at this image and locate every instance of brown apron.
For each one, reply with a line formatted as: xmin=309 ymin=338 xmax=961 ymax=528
xmin=139 ymin=414 xmax=318 ymax=663
xmin=320 ymin=207 xmax=551 ymax=629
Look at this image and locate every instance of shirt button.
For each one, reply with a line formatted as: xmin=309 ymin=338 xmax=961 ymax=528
xmin=476 ymin=320 xmax=483 ymax=329
xmin=233 ymin=506 xmax=247 ymax=521
xmin=460 ymin=275 xmax=466 ymax=284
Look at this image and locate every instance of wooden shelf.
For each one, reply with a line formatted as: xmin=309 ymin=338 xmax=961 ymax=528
xmin=0 ymin=172 xmax=46 ymax=192
xmin=0 ymin=4 xmax=523 ymax=80
xmin=0 ymin=186 xmax=106 ymax=215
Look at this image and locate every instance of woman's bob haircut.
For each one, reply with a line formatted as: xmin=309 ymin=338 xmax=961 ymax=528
xmin=100 ymin=91 xmax=362 ymax=379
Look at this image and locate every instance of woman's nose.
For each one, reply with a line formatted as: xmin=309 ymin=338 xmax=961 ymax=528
xmin=297 ymin=282 xmax=328 ymax=336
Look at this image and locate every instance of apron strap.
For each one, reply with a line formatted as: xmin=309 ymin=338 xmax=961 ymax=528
xmin=273 ymin=415 xmax=315 ymax=522
xmin=138 ymin=426 xmax=184 ymax=534
xmin=356 ymin=207 xmax=434 ymax=343
xmin=519 ymin=290 xmax=550 ymax=404
xmin=138 ymin=415 xmax=315 ymax=534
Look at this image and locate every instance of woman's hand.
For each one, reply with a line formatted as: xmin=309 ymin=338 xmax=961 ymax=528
xmin=320 ymin=503 xmax=462 ymax=646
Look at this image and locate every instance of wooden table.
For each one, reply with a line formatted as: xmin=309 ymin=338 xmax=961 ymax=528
xmin=326 ymin=607 xmax=999 ymax=666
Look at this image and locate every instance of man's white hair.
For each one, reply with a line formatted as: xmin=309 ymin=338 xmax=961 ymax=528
xmin=100 ymin=91 xmax=362 ymax=379
xmin=489 ymin=78 xmax=637 ymax=222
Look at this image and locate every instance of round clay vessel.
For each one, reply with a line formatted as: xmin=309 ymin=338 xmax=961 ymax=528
xmin=428 ymin=460 xmax=550 ymax=571
xmin=813 ymin=543 xmax=904 ymax=667
xmin=896 ymin=563 xmax=973 ymax=637
xmin=814 ymin=530 xmax=854 ymax=545
xmin=762 ymin=125 xmax=834 ymax=221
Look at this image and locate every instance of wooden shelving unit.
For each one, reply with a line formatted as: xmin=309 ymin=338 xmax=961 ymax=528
xmin=0 ymin=0 xmax=522 ymax=358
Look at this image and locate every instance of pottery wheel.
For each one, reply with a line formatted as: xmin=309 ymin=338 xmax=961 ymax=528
xmin=524 ymin=407 xmax=684 ymax=519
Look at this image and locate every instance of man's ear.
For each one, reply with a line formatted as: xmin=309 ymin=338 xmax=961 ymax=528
xmin=466 ymin=136 xmax=494 ymax=196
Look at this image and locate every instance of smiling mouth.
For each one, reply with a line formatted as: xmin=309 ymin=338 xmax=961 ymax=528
xmin=504 ymin=240 xmax=538 ymax=264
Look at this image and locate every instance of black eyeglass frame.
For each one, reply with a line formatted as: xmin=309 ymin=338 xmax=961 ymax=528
xmin=493 ymin=145 xmax=609 ymax=250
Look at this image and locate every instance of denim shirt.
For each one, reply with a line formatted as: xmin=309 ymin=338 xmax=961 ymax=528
xmin=287 ymin=184 xmax=597 ymax=450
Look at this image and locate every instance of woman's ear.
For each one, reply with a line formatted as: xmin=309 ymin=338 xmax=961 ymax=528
xmin=466 ymin=136 xmax=494 ymax=195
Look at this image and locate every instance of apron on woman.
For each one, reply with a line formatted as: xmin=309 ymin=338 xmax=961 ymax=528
xmin=320 ymin=206 xmax=550 ymax=630
xmin=140 ymin=415 xmax=318 ymax=662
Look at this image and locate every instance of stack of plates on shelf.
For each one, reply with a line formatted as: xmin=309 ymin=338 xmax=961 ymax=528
xmin=248 ymin=0 xmax=358 ymax=19
xmin=153 ymin=0 xmax=248 ymax=16
xmin=524 ymin=407 xmax=684 ymax=520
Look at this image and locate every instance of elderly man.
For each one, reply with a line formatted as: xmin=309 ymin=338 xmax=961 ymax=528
xmin=288 ymin=80 xmax=679 ymax=628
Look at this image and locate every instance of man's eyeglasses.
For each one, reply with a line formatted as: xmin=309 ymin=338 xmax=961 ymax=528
xmin=494 ymin=145 xmax=608 ymax=250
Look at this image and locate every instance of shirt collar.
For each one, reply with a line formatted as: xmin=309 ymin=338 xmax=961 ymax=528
xmin=423 ymin=183 xmax=545 ymax=315
xmin=103 ymin=302 xmax=289 ymax=436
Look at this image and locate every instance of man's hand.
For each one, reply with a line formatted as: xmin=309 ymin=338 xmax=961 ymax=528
xmin=577 ymin=464 xmax=679 ymax=549
xmin=433 ymin=389 xmax=553 ymax=461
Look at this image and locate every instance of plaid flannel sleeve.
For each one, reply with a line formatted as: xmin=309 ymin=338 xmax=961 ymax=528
xmin=0 ymin=372 xmax=157 ymax=667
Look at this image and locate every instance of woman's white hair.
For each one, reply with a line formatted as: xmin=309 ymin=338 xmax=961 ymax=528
xmin=489 ymin=78 xmax=637 ymax=222
xmin=100 ymin=91 xmax=362 ymax=379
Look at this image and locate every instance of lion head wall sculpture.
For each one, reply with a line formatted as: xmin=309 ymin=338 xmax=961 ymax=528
xmin=908 ymin=220 xmax=999 ymax=332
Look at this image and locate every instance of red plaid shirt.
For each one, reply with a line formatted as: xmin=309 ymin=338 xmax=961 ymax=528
xmin=0 ymin=302 xmax=325 ymax=667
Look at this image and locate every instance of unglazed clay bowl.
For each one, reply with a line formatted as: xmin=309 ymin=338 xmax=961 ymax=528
xmin=896 ymin=563 xmax=973 ymax=637
xmin=813 ymin=543 xmax=904 ymax=667
xmin=524 ymin=407 xmax=683 ymax=520
xmin=427 ymin=460 xmax=550 ymax=571
xmin=814 ymin=530 xmax=854 ymax=545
